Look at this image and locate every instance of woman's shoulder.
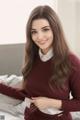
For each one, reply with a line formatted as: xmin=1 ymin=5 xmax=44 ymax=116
xmin=69 ymin=52 xmax=80 ymax=70
xmin=68 ymin=53 xmax=80 ymax=88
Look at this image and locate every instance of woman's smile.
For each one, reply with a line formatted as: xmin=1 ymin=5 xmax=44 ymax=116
xmin=37 ymin=39 xmax=48 ymax=45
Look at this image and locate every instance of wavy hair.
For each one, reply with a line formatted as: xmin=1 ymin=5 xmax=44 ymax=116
xmin=22 ymin=5 xmax=72 ymax=89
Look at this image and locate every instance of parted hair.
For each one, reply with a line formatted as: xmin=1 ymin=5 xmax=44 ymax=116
xmin=22 ymin=5 xmax=72 ymax=89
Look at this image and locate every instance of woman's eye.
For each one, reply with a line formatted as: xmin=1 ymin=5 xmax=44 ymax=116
xmin=31 ymin=31 xmax=37 ymax=34
xmin=43 ymin=28 xmax=50 ymax=32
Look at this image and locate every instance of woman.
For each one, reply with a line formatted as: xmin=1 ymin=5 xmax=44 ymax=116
xmin=0 ymin=5 xmax=80 ymax=120
xmin=22 ymin=5 xmax=80 ymax=120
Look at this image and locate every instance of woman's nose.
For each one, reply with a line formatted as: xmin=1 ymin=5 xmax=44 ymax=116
xmin=37 ymin=32 xmax=43 ymax=40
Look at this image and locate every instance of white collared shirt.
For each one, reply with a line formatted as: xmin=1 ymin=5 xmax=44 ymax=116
xmin=39 ymin=48 xmax=53 ymax=62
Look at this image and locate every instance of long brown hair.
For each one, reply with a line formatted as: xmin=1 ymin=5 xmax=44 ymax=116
xmin=22 ymin=5 xmax=72 ymax=89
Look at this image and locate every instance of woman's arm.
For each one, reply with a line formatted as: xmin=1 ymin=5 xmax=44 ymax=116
xmin=0 ymin=83 xmax=26 ymax=100
xmin=60 ymin=54 xmax=80 ymax=112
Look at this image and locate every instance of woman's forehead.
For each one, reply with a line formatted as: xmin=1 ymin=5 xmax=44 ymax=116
xmin=31 ymin=19 xmax=50 ymax=30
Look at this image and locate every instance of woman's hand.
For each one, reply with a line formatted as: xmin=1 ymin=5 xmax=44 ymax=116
xmin=31 ymin=97 xmax=62 ymax=110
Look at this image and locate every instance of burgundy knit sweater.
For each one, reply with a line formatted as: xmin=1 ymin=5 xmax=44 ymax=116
xmin=0 ymin=53 xmax=80 ymax=120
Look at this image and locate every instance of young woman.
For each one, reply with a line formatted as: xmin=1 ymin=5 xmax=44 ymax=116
xmin=22 ymin=5 xmax=80 ymax=120
xmin=0 ymin=5 xmax=80 ymax=120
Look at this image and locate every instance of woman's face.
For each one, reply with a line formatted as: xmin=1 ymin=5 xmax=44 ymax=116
xmin=31 ymin=18 xmax=53 ymax=54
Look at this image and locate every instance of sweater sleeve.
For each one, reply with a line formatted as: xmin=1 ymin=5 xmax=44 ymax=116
xmin=61 ymin=54 xmax=80 ymax=112
xmin=0 ymin=83 xmax=26 ymax=100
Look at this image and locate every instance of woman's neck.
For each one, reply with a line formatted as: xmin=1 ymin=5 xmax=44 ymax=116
xmin=39 ymin=47 xmax=53 ymax=62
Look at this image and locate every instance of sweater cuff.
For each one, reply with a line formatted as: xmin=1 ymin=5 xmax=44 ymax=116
xmin=60 ymin=99 xmax=80 ymax=112
xmin=60 ymin=100 xmax=67 ymax=111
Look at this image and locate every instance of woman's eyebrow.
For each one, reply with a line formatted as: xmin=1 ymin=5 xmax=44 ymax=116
xmin=41 ymin=26 xmax=50 ymax=29
xmin=31 ymin=26 xmax=50 ymax=30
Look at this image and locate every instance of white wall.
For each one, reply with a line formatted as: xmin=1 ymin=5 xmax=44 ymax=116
xmin=76 ymin=1 xmax=80 ymax=56
xmin=0 ymin=0 xmax=57 ymax=45
xmin=58 ymin=0 xmax=80 ymax=57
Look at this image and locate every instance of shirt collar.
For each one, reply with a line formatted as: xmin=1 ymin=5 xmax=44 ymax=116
xmin=39 ymin=48 xmax=53 ymax=62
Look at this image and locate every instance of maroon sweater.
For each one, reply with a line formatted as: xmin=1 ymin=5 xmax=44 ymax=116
xmin=0 ymin=53 xmax=80 ymax=120
xmin=24 ymin=53 xmax=80 ymax=120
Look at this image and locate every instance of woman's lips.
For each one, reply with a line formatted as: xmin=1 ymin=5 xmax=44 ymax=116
xmin=38 ymin=39 xmax=48 ymax=44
